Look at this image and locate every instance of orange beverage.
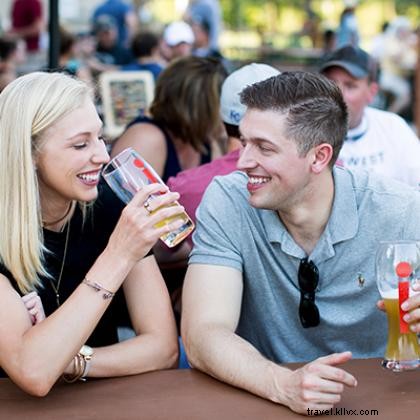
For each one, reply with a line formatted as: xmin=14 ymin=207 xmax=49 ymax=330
xmin=102 ymin=148 xmax=194 ymax=247
xmin=383 ymin=297 xmax=420 ymax=363
xmin=376 ymin=241 xmax=420 ymax=372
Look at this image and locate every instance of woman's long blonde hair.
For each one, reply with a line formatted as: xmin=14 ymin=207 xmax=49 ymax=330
xmin=0 ymin=72 xmax=91 ymax=293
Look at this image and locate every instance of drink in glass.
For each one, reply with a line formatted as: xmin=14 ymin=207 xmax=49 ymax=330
xmin=102 ymin=147 xmax=194 ymax=247
xmin=376 ymin=240 xmax=420 ymax=371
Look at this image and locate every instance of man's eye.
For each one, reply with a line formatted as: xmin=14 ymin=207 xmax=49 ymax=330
xmin=258 ymin=144 xmax=271 ymax=152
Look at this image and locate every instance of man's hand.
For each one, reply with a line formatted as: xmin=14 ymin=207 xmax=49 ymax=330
xmin=279 ymin=351 xmax=357 ymax=415
xmin=22 ymin=292 xmax=45 ymax=325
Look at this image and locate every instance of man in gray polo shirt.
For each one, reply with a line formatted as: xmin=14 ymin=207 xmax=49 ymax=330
xmin=181 ymin=72 xmax=420 ymax=415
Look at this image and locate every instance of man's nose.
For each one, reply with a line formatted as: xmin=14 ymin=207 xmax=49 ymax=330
xmin=237 ymin=144 xmax=256 ymax=170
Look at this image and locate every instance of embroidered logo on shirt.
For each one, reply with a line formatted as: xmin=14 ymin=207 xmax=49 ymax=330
xmin=357 ymin=273 xmax=365 ymax=288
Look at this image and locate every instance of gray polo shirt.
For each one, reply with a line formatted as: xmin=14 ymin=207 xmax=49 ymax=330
xmin=189 ymin=167 xmax=420 ymax=363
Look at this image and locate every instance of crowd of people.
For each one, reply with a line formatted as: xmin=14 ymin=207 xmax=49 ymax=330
xmin=0 ymin=0 xmax=419 ymax=416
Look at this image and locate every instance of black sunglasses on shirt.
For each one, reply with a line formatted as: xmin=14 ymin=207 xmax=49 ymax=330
xmin=298 ymin=258 xmax=320 ymax=328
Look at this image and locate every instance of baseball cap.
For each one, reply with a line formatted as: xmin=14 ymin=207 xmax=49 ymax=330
xmin=163 ymin=21 xmax=194 ymax=47
xmin=92 ymin=15 xmax=117 ymax=35
xmin=319 ymin=45 xmax=376 ymax=80
xmin=220 ymin=63 xmax=280 ymax=125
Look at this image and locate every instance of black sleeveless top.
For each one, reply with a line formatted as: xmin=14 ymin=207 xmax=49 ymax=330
xmin=0 ymin=180 xmax=151 ymax=377
xmin=126 ymin=115 xmax=211 ymax=182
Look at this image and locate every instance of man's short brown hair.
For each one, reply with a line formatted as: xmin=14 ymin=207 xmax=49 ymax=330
xmin=240 ymin=71 xmax=348 ymax=167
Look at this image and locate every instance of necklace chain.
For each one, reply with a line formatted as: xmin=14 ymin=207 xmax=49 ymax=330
xmin=49 ymin=219 xmax=71 ymax=307
xmin=42 ymin=202 xmax=73 ymax=227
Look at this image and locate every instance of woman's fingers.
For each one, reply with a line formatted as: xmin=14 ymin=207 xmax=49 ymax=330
xmin=22 ymin=293 xmax=46 ymax=325
xmin=21 ymin=291 xmax=38 ymax=303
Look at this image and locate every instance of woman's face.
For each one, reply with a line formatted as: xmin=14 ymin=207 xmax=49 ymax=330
xmin=35 ymin=97 xmax=109 ymax=208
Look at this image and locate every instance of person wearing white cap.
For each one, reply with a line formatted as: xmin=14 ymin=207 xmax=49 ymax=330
xmin=160 ymin=21 xmax=195 ymax=62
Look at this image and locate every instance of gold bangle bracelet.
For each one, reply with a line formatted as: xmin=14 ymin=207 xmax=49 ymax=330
xmin=63 ymin=354 xmax=86 ymax=383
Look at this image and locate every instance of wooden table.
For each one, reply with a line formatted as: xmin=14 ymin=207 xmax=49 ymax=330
xmin=0 ymin=358 xmax=419 ymax=419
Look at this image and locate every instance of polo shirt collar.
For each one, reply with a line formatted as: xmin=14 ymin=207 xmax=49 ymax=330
xmin=261 ymin=167 xmax=359 ymax=259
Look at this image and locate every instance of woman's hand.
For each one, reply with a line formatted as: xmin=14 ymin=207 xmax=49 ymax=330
xmin=21 ymin=292 xmax=46 ymax=325
xmin=377 ymin=279 xmax=420 ymax=333
xmin=107 ymin=183 xmax=186 ymax=264
xmin=400 ymin=279 xmax=420 ymax=333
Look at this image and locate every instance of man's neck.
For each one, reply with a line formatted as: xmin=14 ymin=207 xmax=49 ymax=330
xmin=277 ymin=171 xmax=335 ymax=256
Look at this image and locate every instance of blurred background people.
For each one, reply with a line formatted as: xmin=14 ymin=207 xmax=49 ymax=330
xmin=185 ymin=0 xmax=221 ymax=50
xmin=190 ymin=15 xmax=221 ymax=59
xmin=320 ymin=45 xmax=420 ymax=188
xmin=322 ymin=29 xmax=336 ymax=56
xmin=0 ymin=37 xmax=25 ymax=92
xmin=58 ymin=27 xmax=93 ymax=88
xmin=189 ymin=14 xmax=232 ymax=72
xmin=369 ymin=21 xmax=389 ymax=63
xmin=92 ymin=15 xmax=132 ymax=66
xmin=378 ymin=16 xmax=417 ymax=116
xmin=92 ymin=0 xmax=138 ymax=48
xmin=111 ymin=55 xmax=228 ymax=182
xmin=160 ymin=21 xmax=195 ymax=63
xmin=122 ymin=31 xmax=165 ymax=81
xmin=8 ymin=0 xmax=45 ymax=72
xmin=336 ymin=0 xmax=359 ymax=48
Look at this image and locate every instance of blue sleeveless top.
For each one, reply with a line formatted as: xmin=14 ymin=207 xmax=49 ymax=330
xmin=126 ymin=116 xmax=211 ymax=182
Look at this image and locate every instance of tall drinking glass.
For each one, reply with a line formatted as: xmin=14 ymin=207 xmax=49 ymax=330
xmin=376 ymin=240 xmax=420 ymax=371
xmin=102 ymin=148 xmax=194 ymax=247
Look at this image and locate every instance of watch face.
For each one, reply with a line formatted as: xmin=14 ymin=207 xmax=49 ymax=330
xmin=80 ymin=345 xmax=94 ymax=357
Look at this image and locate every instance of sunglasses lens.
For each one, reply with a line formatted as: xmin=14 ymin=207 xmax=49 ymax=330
xmin=299 ymin=296 xmax=320 ymax=328
xmin=298 ymin=259 xmax=319 ymax=292
xmin=298 ymin=258 xmax=320 ymax=328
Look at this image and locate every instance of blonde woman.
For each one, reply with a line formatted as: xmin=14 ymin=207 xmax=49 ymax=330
xmin=0 ymin=72 xmax=182 ymax=395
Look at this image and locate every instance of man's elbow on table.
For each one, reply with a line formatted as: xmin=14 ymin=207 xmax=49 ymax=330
xmin=181 ymin=321 xmax=205 ymax=370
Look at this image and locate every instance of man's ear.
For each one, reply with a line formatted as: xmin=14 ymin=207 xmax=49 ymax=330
xmin=310 ymin=143 xmax=333 ymax=174
xmin=367 ymin=81 xmax=379 ymax=104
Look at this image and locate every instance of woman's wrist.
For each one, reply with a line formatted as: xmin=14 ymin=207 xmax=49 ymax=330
xmin=87 ymin=249 xmax=133 ymax=291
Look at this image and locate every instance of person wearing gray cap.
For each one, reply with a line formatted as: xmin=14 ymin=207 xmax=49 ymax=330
xmin=181 ymin=71 xmax=420 ymax=414
xmin=320 ymin=44 xmax=420 ymax=188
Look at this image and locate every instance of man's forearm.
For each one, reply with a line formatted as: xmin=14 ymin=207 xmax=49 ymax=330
xmin=184 ymin=325 xmax=291 ymax=403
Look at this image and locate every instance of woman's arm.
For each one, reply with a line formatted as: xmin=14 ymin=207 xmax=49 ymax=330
xmin=0 ymin=184 xmax=184 ymax=396
xmin=84 ymin=255 xmax=178 ymax=377
xmin=111 ymin=123 xmax=168 ymax=178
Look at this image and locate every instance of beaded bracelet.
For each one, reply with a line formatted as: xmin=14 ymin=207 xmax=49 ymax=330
xmin=82 ymin=277 xmax=115 ymax=300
